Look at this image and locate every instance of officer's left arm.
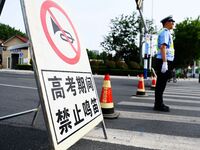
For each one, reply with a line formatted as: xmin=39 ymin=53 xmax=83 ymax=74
xmin=160 ymin=44 xmax=167 ymax=62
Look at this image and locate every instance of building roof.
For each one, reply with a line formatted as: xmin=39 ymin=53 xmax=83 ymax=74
xmin=15 ymin=35 xmax=28 ymax=43
xmin=3 ymin=35 xmax=28 ymax=44
xmin=2 ymin=35 xmax=29 ymax=51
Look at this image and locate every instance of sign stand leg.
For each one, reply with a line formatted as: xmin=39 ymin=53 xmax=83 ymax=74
xmin=31 ymin=101 xmax=41 ymax=127
xmin=101 ymin=120 xmax=108 ymax=139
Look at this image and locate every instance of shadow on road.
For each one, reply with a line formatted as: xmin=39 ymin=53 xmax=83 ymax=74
xmin=0 ymin=124 xmax=50 ymax=150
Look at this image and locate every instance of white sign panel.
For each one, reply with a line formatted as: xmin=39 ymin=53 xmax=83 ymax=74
xmin=21 ymin=0 xmax=103 ymax=149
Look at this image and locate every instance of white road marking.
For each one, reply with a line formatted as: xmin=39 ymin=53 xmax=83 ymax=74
xmin=84 ymin=127 xmax=200 ymax=150
xmin=118 ymin=101 xmax=200 ymax=111
xmin=117 ymin=110 xmax=200 ymax=124
xmin=131 ymin=96 xmax=200 ymax=104
xmin=0 ymin=83 xmax=37 ymax=90
xmin=147 ymin=90 xmax=200 ymax=96
xmin=147 ymin=92 xmax=200 ymax=100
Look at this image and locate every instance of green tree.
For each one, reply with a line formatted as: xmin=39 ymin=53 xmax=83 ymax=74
xmin=145 ymin=19 xmax=157 ymax=34
xmin=98 ymin=51 xmax=109 ymax=61
xmin=100 ymin=12 xmax=157 ymax=64
xmin=0 ymin=23 xmax=25 ymax=40
xmin=86 ymin=49 xmax=97 ymax=59
xmin=174 ymin=17 xmax=200 ymax=67
xmin=100 ymin=12 xmax=140 ymax=63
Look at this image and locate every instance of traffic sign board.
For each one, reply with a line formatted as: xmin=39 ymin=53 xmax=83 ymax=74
xmin=19 ymin=52 xmax=23 ymax=58
xmin=21 ymin=0 xmax=104 ymax=149
xmin=40 ymin=0 xmax=80 ymax=65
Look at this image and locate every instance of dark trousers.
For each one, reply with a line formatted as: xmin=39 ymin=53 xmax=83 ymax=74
xmin=155 ymin=59 xmax=173 ymax=107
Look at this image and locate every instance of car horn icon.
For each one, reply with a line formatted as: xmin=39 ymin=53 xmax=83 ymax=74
xmin=51 ymin=17 xmax=75 ymax=44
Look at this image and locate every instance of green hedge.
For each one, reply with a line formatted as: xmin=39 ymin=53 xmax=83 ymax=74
xmin=91 ymin=66 xmax=151 ymax=76
xmin=14 ymin=63 xmax=151 ymax=76
xmin=16 ymin=64 xmax=33 ymax=70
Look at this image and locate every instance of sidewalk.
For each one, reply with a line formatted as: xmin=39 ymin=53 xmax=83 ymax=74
xmin=0 ymin=69 xmax=34 ymax=74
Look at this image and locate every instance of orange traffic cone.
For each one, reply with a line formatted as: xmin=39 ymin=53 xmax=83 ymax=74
xmin=151 ymin=76 xmax=157 ymax=90
xmin=136 ymin=74 xmax=146 ymax=96
xmin=100 ymin=74 xmax=119 ymax=119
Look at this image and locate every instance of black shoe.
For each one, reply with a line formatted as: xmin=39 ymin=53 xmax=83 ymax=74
xmin=153 ymin=104 xmax=170 ymax=112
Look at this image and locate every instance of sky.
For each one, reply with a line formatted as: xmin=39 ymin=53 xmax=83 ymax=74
xmin=1 ymin=0 xmax=200 ymax=51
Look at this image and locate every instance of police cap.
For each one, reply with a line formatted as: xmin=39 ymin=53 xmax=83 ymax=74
xmin=160 ymin=15 xmax=175 ymax=25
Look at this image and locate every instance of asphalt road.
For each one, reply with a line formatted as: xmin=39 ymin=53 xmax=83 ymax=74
xmin=0 ymin=70 xmax=200 ymax=150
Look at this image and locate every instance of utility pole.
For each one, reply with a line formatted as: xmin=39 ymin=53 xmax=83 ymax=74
xmin=148 ymin=0 xmax=154 ymax=71
xmin=0 ymin=0 xmax=5 ymax=68
xmin=139 ymin=16 xmax=143 ymax=66
xmin=135 ymin=0 xmax=149 ymax=79
xmin=136 ymin=0 xmax=148 ymax=33
xmin=136 ymin=0 xmax=146 ymax=66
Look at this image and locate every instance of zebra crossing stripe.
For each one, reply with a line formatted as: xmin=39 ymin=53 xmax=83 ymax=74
xmin=147 ymin=92 xmax=200 ymax=100
xmin=117 ymin=110 xmax=200 ymax=125
xmin=84 ymin=127 xmax=200 ymax=150
xmin=165 ymin=90 xmax=200 ymax=95
xmin=131 ymin=96 xmax=200 ymax=104
xmin=118 ymin=101 xmax=200 ymax=111
xmin=166 ymin=85 xmax=200 ymax=89
xmin=166 ymin=91 xmax=200 ymax=95
xmin=146 ymin=90 xmax=200 ymax=97
xmin=165 ymin=88 xmax=200 ymax=92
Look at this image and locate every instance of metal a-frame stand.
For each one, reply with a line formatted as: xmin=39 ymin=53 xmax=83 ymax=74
xmin=0 ymin=102 xmax=41 ymax=127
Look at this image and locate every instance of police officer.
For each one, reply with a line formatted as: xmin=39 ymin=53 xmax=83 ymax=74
xmin=154 ymin=15 xmax=175 ymax=112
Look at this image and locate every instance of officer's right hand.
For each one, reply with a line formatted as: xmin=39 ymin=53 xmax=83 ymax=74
xmin=161 ymin=62 xmax=168 ymax=73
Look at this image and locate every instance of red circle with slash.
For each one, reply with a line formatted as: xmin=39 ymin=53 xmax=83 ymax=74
xmin=40 ymin=0 xmax=80 ymax=64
